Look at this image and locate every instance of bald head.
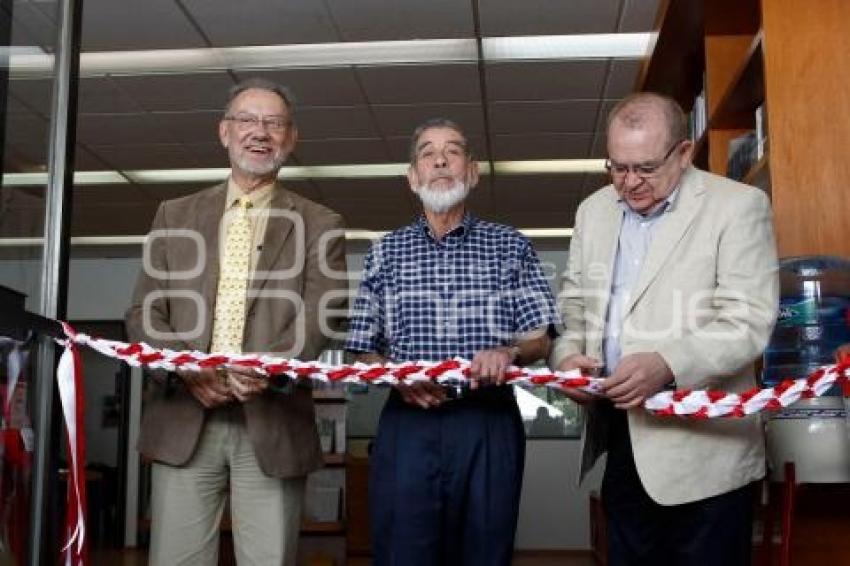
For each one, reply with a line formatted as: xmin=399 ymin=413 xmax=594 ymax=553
xmin=606 ymin=92 xmax=687 ymax=147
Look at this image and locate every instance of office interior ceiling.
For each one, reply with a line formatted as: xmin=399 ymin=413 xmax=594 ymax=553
xmin=3 ymin=0 xmax=659 ymax=237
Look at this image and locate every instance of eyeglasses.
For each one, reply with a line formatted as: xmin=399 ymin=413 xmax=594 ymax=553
xmin=605 ymin=139 xmax=684 ymax=179
xmin=224 ymin=113 xmax=290 ymax=133
xmin=415 ymin=143 xmax=469 ymax=163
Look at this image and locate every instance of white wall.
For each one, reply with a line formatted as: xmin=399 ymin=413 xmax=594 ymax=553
xmin=516 ymin=440 xmax=604 ymax=550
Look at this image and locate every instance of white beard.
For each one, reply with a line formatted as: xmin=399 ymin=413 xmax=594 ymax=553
xmin=413 ymin=179 xmax=470 ymax=213
xmin=230 ymin=145 xmax=288 ymax=177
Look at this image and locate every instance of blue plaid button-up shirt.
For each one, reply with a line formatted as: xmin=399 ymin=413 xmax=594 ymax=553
xmin=346 ymin=213 xmax=559 ymax=362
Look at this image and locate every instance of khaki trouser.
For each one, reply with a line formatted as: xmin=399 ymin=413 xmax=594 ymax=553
xmin=148 ymin=408 xmax=305 ymax=565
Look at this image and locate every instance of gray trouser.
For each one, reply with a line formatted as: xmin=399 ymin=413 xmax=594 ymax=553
xmin=148 ymin=409 xmax=305 ymax=565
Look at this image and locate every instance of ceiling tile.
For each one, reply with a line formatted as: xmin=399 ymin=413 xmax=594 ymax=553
xmin=157 ymin=111 xmax=221 ymax=144
xmin=489 ymin=100 xmax=599 ymax=134
xmin=5 ymin=95 xmax=33 ymax=116
xmin=325 ymin=0 xmax=473 ymax=41
xmin=8 ymin=79 xmax=55 ymax=117
xmin=486 ymin=61 xmax=607 ymax=101
xmin=478 ymin=0 xmax=620 ymax=36
xmin=595 ymin=99 xmax=618 ymax=131
xmin=385 ymin=134 xmax=489 ymax=162
xmin=590 ymin=132 xmax=607 ymax=158
xmin=80 ymin=0 xmax=207 ymax=50
xmin=72 ymin=200 xmax=160 ymax=236
xmin=141 ymin=183 xmax=219 ymax=204
xmin=183 ymin=142 xmax=229 ymax=168
xmin=371 ymin=103 xmax=484 ymax=137
xmin=73 ymin=144 xmax=113 ymax=170
xmin=114 ymin=73 xmax=234 ymax=113
xmin=294 ymin=138 xmax=390 ymax=165
xmin=85 ymin=143 xmax=200 ymax=170
xmin=620 ymin=0 xmax=661 ymax=32
xmin=78 ymin=77 xmax=146 ymax=114
xmin=315 ymin=177 xmax=406 ymax=200
xmin=605 ymin=59 xmax=641 ymax=99
xmin=281 ymin=180 xmax=323 ymax=203
xmin=357 ymin=64 xmax=481 ymax=104
xmin=9 ymin=2 xmax=57 ymax=48
xmin=71 ymin=184 xmax=150 ymax=205
xmin=5 ymin=113 xmax=49 ymax=167
xmin=582 ymin=172 xmax=609 ymax=192
xmin=76 ymin=113 xmax=181 ymax=145
xmin=182 ymin=0 xmax=339 ymax=46
xmin=295 ymin=106 xmax=378 ymax=140
xmin=493 ymin=133 xmax=593 ymax=160
xmin=235 ymin=68 xmax=366 ymax=107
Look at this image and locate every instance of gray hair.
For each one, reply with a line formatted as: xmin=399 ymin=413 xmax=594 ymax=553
xmin=224 ymin=78 xmax=297 ymax=121
xmin=606 ymin=92 xmax=687 ymax=146
xmin=408 ymin=117 xmax=471 ymax=163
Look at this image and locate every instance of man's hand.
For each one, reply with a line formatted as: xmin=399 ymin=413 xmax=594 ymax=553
xmin=601 ymin=352 xmax=673 ymax=409
xmin=178 ymin=368 xmax=233 ymax=408
xmin=469 ymin=346 xmax=517 ymax=388
xmin=225 ymin=366 xmax=269 ymax=402
xmin=556 ymin=353 xmax=603 ymax=404
xmin=395 ymin=381 xmax=447 ymax=409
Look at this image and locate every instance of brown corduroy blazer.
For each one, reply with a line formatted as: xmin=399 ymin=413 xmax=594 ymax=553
xmin=126 ymin=182 xmax=347 ymax=478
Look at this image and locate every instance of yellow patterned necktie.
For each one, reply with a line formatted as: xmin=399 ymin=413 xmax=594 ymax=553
xmin=211 ymin=198 xmax=254 ymax=354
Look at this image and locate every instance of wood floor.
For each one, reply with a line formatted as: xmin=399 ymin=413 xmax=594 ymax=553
xmin=91 ymin=549 xmax=596 ymax=566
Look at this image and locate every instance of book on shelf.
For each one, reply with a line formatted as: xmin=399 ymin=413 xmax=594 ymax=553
xmin=304 ymin=485 xmax=342 ymax=523
xmin=691 ymin=81 xmax=707 ymax=142
xmin=755 ymin=103 xmax=769 ymax=160
xmin=314 ymin=401 xmax=346 ymax=454
xmin=726 ymin=131 xmax=758 ymax=182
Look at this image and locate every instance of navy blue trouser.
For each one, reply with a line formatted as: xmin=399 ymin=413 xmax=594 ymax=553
xmin=601 ymin=405 xmax=755 ymax=566
xmin=370 ymin=386 xmax=525 ymax=566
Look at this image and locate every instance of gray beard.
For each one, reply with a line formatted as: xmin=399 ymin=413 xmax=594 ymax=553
xmin=414 ymin=180 xmax=470 ymax=214
xmin=232 ymin=150 xmax=288 ymax=177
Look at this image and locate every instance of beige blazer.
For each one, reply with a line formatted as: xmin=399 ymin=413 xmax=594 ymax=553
xmin=126 ymin=182 xmax=347 ymax=478
xmin=551 ymin=167 xmax=778 ymax=505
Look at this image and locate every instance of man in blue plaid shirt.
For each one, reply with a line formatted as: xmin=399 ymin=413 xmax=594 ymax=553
xmin=346 ymin=118 xmax=559 ymax=566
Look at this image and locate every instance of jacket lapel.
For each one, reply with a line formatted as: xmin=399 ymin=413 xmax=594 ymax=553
xmin=624 ymin=167 xmax=704 ymax=315
xmin=246 ymin=184 xmax=296 ymax=314
xmin=592 ymin=187 xmax=624 ymax=336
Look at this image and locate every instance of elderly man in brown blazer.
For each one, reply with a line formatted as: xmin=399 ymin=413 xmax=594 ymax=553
xmin=126 ymin=78 xmax=347 ymax=565
xmin=551 ymin=93 xmax=778 ymax=566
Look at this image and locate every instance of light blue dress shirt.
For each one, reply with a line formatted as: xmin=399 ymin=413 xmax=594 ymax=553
xmin=603 ymin=189 xmax=679 ymax=374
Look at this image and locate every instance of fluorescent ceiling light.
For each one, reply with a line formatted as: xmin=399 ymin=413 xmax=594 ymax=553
xmin=493 ymin=159 xmax=606 ymax=175
xmin=8 ymin=33 xmax=651 ymax=79
xmin=519 ymin=228 xmax=573 ymax=238
xmin=483 ymin=33 xmax=651 ymax=61
xmin=3 ymin=159 xmax=606 ymax=187
xmin=0 ymin=228 xmax=571 ymax=248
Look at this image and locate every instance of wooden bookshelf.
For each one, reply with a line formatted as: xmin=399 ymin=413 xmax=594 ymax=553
xmin=639 ymin=0 xmax=850 ymax=258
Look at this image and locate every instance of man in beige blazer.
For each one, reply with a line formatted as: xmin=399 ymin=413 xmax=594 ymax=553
xmin=551 ymin=92 xmax=778 ymax=565
xmin=126 ymin=79 xmax=346 ymax=565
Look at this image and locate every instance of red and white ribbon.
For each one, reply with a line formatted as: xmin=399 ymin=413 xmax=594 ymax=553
xmin=62 ymin=328 xmax=850 ymax=419
xmin=47 ymin=324 xmax=850 ymax=563
xmin=57 ymin=323 xmax=87 ymax=566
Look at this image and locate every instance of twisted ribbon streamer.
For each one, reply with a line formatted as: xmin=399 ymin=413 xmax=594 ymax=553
xmin=57 ymin=322 xmax=88 ymax=566
xmin=46 ymin=324 xmax=850 ymax=564
xmin=61 ymin=327 xmax=849 ymax=419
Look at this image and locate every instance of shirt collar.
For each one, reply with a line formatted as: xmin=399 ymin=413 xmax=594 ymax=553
xmin=618 ymin=184 xmax=681 ymax=220
xmin=415 ymin=212 xmax=477 ymax=245
xmin=225 ymin=177 xmax=276 ymax=210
